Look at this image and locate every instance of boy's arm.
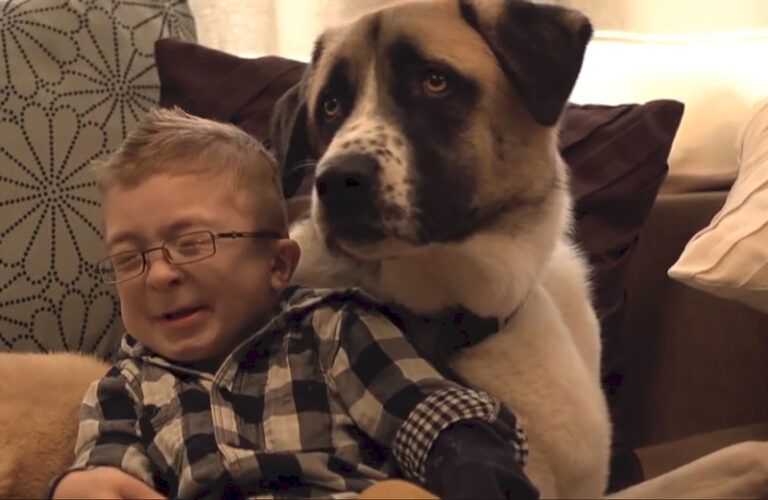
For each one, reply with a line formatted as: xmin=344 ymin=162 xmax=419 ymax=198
xmin=50 ymin=366 xmax=159 ymax=498
xmin=329 ymin=306 xmax=538 ymax=498
xmin=52 ymin=467 xmax=163 ymax=499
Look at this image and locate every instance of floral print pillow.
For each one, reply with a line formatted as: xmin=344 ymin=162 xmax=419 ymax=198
xmin=0 ymin=0 xmax=195 ymax=357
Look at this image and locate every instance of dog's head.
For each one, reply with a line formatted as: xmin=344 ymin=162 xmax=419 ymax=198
xmin=272 ymin=0 xmax=591 ymax=260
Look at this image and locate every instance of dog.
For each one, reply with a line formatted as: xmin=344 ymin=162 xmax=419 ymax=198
xmin=0 ymin=352 xmax=108 ymax=498
xmin=271 ymin=0 xmax=768 ymax=498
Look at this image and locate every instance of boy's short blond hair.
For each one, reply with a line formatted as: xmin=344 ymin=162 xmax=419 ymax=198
xmin=95 ymin=107 xmax=288 ymax=233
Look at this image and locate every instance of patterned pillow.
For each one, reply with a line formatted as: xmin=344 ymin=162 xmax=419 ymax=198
xmin=0 ymin=0 xmax=196 ymax=357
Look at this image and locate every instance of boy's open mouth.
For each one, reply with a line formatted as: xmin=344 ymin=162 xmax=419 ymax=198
xmin=162 ymin=307 xmax=203 ymax=321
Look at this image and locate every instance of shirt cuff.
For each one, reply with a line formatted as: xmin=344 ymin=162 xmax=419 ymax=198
xmin=393 ymin=386 xmax=528 ymax=483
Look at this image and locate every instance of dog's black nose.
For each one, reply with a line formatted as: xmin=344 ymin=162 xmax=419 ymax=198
xmin=315 ymin=154 xmax=379 ymax=216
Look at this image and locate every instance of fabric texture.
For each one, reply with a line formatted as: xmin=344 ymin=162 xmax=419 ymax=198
xmin=0 ymin=0 xmax=196 ymax=356
xmin=669 ymin=98 xmax=768 ymax=312
xmin=63 ymin=285 xmax=526 ymax=498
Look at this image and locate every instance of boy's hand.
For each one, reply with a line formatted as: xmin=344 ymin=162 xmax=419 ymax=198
xmin=425 ymin=419 xmax=539 ymax=499
xmin=52 ymin=467 xmax=164 ymax=499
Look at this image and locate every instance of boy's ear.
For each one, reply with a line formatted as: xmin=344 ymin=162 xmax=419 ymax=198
xmin=270 ymin=238 xmax=301 ymax=290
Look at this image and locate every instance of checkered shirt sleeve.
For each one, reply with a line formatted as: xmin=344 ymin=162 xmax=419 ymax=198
xmin=329 ymin=301 xmax=528 ymax=483
xmin=67 ymin=364 xmax=154 ymax=487
xmin=394 ymin=387 xmax=529 ymax=483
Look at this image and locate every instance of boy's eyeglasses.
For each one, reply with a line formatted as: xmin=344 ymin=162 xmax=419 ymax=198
xmin=96 ymin=230 xmax=283 ymax=284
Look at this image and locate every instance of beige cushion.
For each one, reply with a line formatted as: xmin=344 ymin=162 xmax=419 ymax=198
xmin=668 ymin=98 xmax=768 ymax=312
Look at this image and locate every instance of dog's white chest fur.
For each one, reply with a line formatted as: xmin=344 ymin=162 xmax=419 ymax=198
xmin=290 ymin=216 xmax=611 ymax=498
xmin=448 ymin=240 xmax=611 ymax=498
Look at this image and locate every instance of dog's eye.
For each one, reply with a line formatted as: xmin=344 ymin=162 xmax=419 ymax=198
xmin=423 ymin=70 xmax=449 ymax=97
xmin=322 ymin=96 xmax=342 ymax=119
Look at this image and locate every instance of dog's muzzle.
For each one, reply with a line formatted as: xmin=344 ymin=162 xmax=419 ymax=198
xmin=314 ymin=153 xmax=385 ymax=242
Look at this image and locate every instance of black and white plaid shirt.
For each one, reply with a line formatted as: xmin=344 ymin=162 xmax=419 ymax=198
xmin=65 ymin=286 xmax=527 ymax=498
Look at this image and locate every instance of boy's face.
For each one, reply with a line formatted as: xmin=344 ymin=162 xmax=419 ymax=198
xmin=102 ymin=171 xmax=298 ymax=365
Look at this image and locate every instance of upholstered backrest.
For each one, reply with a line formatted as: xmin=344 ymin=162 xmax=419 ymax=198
xmin=0 ymin=1 xmax=196 ymax=357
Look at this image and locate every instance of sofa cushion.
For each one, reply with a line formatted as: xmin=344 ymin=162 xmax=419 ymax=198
xmin=561 ymin=101 xmax=683 ymax=396
xmin=0 ymin=1 xmax=196 ymax=357
xmin=156 ymin=39 xmax=305 ymax=146
xmin=155 ymin=39 xmax=683 ymax=382
xmin=669 ymin=98 xmax=768 ymax=312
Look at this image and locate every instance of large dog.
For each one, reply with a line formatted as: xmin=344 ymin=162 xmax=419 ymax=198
xmin=271 ymin=0 xmax=768 ymax=498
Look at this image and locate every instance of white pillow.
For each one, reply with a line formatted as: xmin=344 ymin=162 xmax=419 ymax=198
xmin=668 ymin=98 xmax=768 ymax=312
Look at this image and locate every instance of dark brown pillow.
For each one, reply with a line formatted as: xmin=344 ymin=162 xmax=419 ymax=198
xmin=156 ymin=38 xmax=305 ymax=146
xmin=155 ymin=37 xmax=683 ymax=388
xmin=560 ymin=100 xmax=682 ymax=491
xmin=561 ymin=100 xmax=683 ymax=397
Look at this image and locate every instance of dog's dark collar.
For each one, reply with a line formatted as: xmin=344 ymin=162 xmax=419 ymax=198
xmin=381 ymin=302 xmax=518 ymax=373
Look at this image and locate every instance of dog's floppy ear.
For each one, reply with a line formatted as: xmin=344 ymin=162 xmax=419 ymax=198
xmin=270 ymin=73 xmax=315 ymax=198
xmin=463 ymin=0 xmax=592 ymax=126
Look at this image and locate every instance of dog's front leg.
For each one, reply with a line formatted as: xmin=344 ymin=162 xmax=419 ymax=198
xmin=450 ymin=284 xmax=611 ymax=499
xmin=607 ymin=441 xmax=768 ymax=499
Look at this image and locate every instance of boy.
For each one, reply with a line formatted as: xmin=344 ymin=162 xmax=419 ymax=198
xmin=51 ymin=108 xmax=538 ymax=499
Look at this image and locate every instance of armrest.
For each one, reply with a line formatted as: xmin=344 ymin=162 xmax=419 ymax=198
xmin=617 ymin=191 xmax=768 ymax=447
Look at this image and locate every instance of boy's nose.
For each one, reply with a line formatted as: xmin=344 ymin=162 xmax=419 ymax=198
xmin=144 ymin=249 xmax=183 ymax=288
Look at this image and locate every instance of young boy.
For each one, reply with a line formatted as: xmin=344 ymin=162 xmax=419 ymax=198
xmin=51 ymin=108 xmax=538 ymax=499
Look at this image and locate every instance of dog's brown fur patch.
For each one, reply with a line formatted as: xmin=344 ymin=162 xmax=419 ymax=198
xmin=0 ymin=353 xmax=108 ymax=498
